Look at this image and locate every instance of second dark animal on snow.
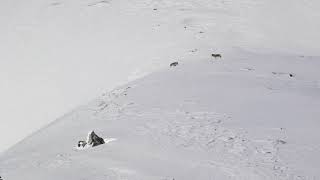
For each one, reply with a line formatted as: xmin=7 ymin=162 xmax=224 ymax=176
xmin=170 ymin=62 xmax=179 ymax=67
xmin=212 ymin=54 xmax=222 ymax=58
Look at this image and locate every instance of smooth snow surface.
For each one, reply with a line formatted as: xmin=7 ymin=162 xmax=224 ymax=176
xmin=1 ymin=49 xmax=320 ymax=179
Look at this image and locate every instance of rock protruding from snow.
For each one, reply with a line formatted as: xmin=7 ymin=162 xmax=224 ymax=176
xmin=86 ymin=131 xmax=105 ymax=147
xmin=77 ymin=131 xmax=105 ymax=149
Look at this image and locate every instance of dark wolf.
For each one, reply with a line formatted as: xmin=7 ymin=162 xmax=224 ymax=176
xmin=170 ymin=62 xmax=179 ymax=67
xmin=212 ymin=54 xmax=222 ymax=58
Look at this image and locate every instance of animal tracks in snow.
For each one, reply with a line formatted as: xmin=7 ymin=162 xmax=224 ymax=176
xmin=118 ymin=108 xmax=297 ymax=179
xmin=87 ymin=0 xmax=110 ymax=7
xmin=272 ymin=71 xmax=295 ymax=78
xmin=35 ymin=153 xmax=72 ymax=169
xmin=240 ymin=67 xmax=255 ymax=71
xmin=81 ymin=68 xmax=309 ymax=179
xmin=89 ymin=86 xmax=133 ymax=115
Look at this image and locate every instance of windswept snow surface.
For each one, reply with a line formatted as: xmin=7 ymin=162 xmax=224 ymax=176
xmin=1 ymin=0 xmax=320 ymax=179
xmin=1 ymin=49 xmax=320 ymax=179
xmin=1 ymin=0 xmax=320 ymax=152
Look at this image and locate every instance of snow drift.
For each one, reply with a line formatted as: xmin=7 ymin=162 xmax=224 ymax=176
xmin=1 ymin=50 xmax=320 ymax=179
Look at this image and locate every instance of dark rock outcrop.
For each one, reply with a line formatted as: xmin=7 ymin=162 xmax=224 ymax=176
xmin=87 ymin=131 xmax=105 ymax=147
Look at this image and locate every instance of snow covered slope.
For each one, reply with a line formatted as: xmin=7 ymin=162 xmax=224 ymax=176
xmin=1 ymin=0 xmax=320 ymax=178
xmin=1 ymin=49 xmax=320 ymax=179
xmin=1 ymin=0 xmax=320 ymax=152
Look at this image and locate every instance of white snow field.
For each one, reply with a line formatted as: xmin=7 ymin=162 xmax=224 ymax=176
xmin=1 ymin=0 xmax=320 ymax=153
xmin=1 ymin=50 xmax=320 ymax=179
xmin=1 ymin=0 xmax=320 ymax=179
